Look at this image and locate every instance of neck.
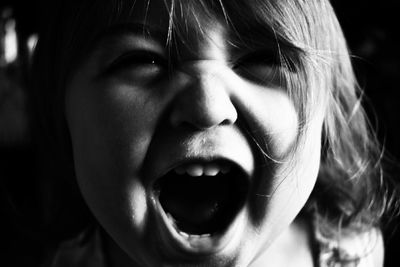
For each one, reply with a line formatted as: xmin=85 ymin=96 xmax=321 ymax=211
xmin=103 ymin=232 xmax=144 ymax=267
xmin=250 ymin=217 xmax=315 ymax=267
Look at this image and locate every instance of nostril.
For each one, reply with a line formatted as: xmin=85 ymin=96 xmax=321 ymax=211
xmin=171 ymin=110 xmax=237 ymax=130
xmin=221 ymin=114 xmax=237 ymax=126
xmin=169 ymin=95 xmax=238 ymax=130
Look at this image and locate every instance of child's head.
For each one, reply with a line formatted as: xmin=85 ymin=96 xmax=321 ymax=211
xmin=31 ymin=0 xmax=388 ymax=266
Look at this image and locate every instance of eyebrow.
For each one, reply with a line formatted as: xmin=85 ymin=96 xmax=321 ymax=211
xmin=93 ymin=22 xmax=168 ymax=48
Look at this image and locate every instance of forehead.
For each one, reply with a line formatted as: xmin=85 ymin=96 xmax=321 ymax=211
xmin=91 ymin=0 xmax=282 ymax=53
xmin=127 ymin=0 xmax=170 ymax=30
xmin=105 ymin=0 xmax=228 ymax=40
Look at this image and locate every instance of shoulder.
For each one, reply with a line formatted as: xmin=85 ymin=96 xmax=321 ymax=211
xmin=318 ymin=228 xmax=384 ymax=267
xmin=340 ymin=228 xmax=384 ymax=267
xmin=48 ymin=228 xmax=107 ymax=267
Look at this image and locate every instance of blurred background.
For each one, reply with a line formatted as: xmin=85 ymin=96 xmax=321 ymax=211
xmin=0 ymin=0 xmax=399 ymax=266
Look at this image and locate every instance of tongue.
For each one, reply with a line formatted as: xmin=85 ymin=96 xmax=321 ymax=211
xmin=159 ymin=173 xmax=230 ymax=230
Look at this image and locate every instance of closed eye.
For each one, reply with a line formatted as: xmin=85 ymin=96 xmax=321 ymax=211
xmin=101 ymin=50 xmax=168 ymax=80
xmin=233 ymin=50 xmax=278 ymax=68
xmin=233 ymin=50 xmax=282 ymax=86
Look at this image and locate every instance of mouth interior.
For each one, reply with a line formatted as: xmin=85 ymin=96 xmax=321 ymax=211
xmin=155 ymin=164 xmax=248 ymax=235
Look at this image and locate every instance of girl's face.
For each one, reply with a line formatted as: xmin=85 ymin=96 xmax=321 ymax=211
xmin=65 ymin=1 xmax=324 ymax=266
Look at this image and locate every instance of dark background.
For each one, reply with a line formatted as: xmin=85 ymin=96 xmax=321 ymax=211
xmin=1 ymin=0 xmax=399 ymax=266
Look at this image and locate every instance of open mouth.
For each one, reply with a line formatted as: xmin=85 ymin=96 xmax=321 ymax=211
xmin=154 ymin=160 xmax=249 ymax=237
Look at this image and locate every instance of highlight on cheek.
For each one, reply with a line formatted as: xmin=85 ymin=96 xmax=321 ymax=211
xmin=128 ymin=180 xmax=148 ymax=232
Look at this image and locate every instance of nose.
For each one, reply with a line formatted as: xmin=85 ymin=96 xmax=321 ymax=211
xmin=169 ymin=68 xmax=237 ymax=130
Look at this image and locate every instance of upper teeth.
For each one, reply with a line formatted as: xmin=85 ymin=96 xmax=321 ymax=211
xmin=174 ymin=162 xmax=231 ymax=177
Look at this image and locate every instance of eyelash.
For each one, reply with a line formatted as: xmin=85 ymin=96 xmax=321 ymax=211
xmin=233 ymin=50 xmax=279 ymax=69
xmin=103 ymin=50 xmax=168 ymax=76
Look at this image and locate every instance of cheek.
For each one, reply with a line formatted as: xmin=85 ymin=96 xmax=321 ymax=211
xmin=227 ymin=75 xmax=323 ymax=239
xmin=269 ymin=124 xmax=322 ymax=213
xmin=230 ymin=83 xmax=299 ymax=159
xmin=65 ymin=80 xmax=160 ymax=178
xmin=64 ymin=78 xmax=164 ymax=238
xmin=243 ymin=118 xmax=322 ymax=255
xmin=66 ymin=88 xmax=146 ymax=177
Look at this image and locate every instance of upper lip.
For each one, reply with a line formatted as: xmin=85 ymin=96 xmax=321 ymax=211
xmin=150 ymin=155 xmax=253 ymax=186
xmin=143 ymin=128 xmax=255 ymax=189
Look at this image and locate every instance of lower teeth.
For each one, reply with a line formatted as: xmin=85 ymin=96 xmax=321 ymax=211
xmin=177 ymin=230 xmax=211 ymax=239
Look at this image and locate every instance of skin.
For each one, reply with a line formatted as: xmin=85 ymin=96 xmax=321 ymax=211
xmin=64 ymin=1 xmax=325 ymax=266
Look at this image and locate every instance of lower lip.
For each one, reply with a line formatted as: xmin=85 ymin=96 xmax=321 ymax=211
xmin=152 ymin=195 xmax=245 ymax=256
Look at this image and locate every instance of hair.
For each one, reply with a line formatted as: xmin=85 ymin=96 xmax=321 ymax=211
xmin=30 ymin=0 xmax=396 ymax=263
